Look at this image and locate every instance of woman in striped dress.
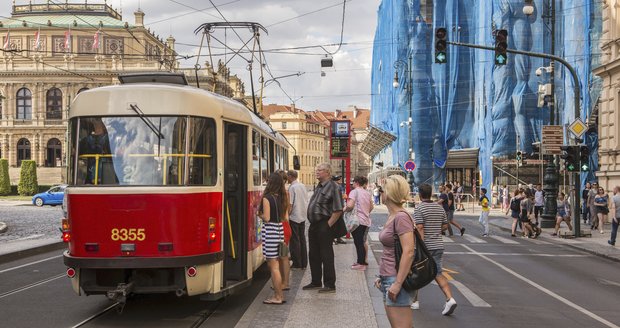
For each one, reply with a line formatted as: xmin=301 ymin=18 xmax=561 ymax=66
xmin=259 ymin=172 xmax=290 ymax=304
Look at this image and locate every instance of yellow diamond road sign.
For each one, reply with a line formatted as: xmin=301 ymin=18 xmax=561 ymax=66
xmin=568 ymin=118 xmax=587 ymax=138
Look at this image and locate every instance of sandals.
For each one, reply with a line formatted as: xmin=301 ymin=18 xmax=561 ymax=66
xmin=263 ymin=298 xmax=286 ymax=305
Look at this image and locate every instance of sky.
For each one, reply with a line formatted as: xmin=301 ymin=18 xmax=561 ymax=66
xmin=3 ymin=0 xmax=381 ymax=112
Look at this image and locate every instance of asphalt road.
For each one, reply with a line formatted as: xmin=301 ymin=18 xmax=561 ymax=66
xmin=0 ymin=248 xmax=270 ymax=328
xmin=369 ymin=207 xmax=620 ymax=328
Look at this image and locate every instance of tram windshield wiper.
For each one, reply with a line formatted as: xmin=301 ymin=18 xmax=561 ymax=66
xmin=129 ymin=104 xmax=165 ymax=140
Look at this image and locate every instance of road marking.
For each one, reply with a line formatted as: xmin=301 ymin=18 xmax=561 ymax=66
xmin=489 ymin=235 xmax=519 ymax=244
xmin=462 ymin=234 xmax=487 ymax=243
xmin=0 ymin=274 xmax=64 ymax=299
xmin=450 ymin=280 xmax=491 ymax=308
xmin=597 ymin=278 xmax=620 ymax=288
xmin=442 ymin=267 xmax=459 ymax=281
xmin=0 ymin=254 xmax=64 ymax=274
xmin=461 ymin=244 xmax=620 ymax=328
xmin=442 ymin=236 xmax=455 ymax=243
xmin=368 ymin=232 xmax=379 ymax=242
xmin=444 ymin=251 xmax=587 ymax=257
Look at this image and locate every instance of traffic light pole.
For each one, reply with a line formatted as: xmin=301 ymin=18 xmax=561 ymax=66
xmin=446 ymin=40 xmax=583 ymax=237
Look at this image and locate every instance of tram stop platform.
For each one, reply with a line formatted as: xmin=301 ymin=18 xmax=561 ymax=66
xmin=235 ymin=240 xmax=387 ymax=328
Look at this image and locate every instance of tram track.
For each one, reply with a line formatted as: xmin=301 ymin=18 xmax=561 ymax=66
xmin=0 ymin=273 xmax=65 ymax=299
xmin=70 ymin=302 xmax=120 ymax=328
xmin=189 ymin=299 xmax=224 ymax=328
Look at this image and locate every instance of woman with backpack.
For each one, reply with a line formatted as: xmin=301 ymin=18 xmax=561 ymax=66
xmin=520 ymin=189 xmax=541 ymax=238
xmin=507 ymin=189 xmax=524 ymax=237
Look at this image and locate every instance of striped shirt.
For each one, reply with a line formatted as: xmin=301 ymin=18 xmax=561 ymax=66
xmin=414 ymin=201 xmax=447 ymax=250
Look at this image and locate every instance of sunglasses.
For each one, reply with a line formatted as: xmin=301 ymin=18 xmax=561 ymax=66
xmin=378 ymin=187 xmax=384 ymax=194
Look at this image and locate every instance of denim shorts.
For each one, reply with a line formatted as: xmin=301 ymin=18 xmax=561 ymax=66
xmin=429 ymin=249 xmax=444 ymax=274
xmin=379 ymin=275 xmax=412 ymax=307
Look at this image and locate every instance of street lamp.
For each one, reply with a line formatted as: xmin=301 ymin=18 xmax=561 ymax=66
xmin=523 ymin=0 xmax=534 ymax=16
xmin=393 ymin=54 xmax=415 ymax=191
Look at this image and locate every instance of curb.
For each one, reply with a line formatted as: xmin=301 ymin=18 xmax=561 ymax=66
xmin=0 ymin=242 xmax=66 ymax=265
xmin=0 ymin=222 xmax=7 ymax=233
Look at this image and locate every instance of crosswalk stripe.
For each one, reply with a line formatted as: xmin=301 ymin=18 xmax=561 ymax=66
xmin=450 ymin=280 xmax=492 ymax=308
xmin=368 ymin=232 xmax=379 ymax=242
xmin=462 ymin=234 xmax=487 ymax=243
xmin=442 ymin=236 xmax=455 ymax=243
xmin=489 ymin=235 xmax=519 ymax=244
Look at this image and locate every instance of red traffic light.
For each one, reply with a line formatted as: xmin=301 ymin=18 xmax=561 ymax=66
xmin=435 ymin=27 xmax=447 ymax=40
xmin=496 ymin=29 xmax=508 ymax=43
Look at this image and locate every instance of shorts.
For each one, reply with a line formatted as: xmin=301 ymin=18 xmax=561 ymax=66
xmin=379 ymin=275 xmax=412 ymax=307
xmin=558 ymin=210 xmax=567 ymax=218
xmin=429 ymin=249 xmax=444 ymax=274
xmin=511 ymin=210 xmax=520 ymax=219
xmin=447 ymin=210 xmax=455 ymax=222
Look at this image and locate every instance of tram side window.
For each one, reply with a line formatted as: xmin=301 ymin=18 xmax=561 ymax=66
xmin=188 ymin=117 xmax=217 ymax=186
xmin=261 ymin=136 xmax=269 ymax=185
xmin=252 ymin=130 xmax=261 ymax=186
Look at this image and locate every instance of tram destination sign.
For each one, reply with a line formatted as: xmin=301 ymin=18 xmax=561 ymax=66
xmin=542 ymin=125 xmax=563 ymax=155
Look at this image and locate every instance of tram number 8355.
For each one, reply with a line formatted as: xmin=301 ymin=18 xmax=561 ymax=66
xmin=111 ymin=228 xmax=146 ymax=241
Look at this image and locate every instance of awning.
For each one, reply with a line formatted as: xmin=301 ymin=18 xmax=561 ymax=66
xmin=360 ymin=125 xmax=397 ymax=158
xmin=445 ymin=148 xmax=480 ymax=169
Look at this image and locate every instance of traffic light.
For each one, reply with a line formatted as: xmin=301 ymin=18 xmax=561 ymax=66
xmin=579 ymin=145 xmax=590 ymax=171
xmin=516 ymin=151 xmax=523 ymax=166
xmin=435 ymin=28 xmax=447 ymax=64
xmin=560 ymin=145 xmax=579 ymax=172
xmin=495 ymin=29 xmax=508 ymax=65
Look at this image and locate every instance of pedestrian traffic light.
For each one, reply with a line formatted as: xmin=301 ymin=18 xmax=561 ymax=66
xmin=435 ymin=27 xmax=447 ymax=64
xmin=560 ymin=145 xmax=578 ymax=172
xmin=495 ymin=29 xmax=508 ymax=65
xmin=579 ymin=145 xmax=590 ymax=172
xmin=516 ymin=151 xmax=523 ymax=166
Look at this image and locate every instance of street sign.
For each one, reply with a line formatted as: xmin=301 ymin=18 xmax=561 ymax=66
xmin=404 ymin=160 xmax=416 ymax=172
xmin=542 ymin=125 xmax=563 ymax=155
xmin=568 ymin=118 xmax=587 ymax=139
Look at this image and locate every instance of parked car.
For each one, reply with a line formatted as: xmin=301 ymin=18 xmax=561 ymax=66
xmin=32 ymin=185 xmax=67 ymax=207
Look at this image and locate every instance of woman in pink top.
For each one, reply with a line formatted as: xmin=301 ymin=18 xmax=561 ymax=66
xmin=345 ymin=176 xmax=374 ymax=270
xmin=374 ymin=175 xmax=415 ymax=327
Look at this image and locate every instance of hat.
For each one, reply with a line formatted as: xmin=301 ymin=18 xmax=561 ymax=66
xmin=332 ymin=175 xmax=342 ymax=181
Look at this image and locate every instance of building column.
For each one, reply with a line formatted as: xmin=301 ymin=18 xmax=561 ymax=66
xmin=7 ymin=133 xmax=13 ymax=166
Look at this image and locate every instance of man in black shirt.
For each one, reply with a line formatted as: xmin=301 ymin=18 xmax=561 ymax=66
xmin=302 ymin=163 xmax=343 ymax=293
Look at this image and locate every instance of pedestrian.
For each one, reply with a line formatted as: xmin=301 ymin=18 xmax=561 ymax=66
xmin=593 ymin=186 xmax=610 ymax=234
xmin=588 ymin=183 xmax=598 ymax=226
xmin=582 ymin=182 xmax=592 ymax=224
xmin=373 ymin=184 xmax=381 ymax=205
xmin=552 ymin=192 xmax=573 ymax=236
xmin=520 ymin=189 xmax=541 ymax=238
xmin=410 ymin=183 xmax=457 ymax=315
xmin=456 ymin=182 xmax=465 ymax=211
xmin=609 ymin=186 xmax=620 ymax=246
xmin=437 ymin=185 xmax=449 ymax=234
xmin=332 ymin=175 xmax=347 ymax=245
xmin=502 ymin=185 xmax=509 ymax=212
xmin=479 ymin=188 xmax=490 ymax=237
xmin=276 ymin=170 xmax=292 ymax=289
xmin=445 ymin=183 xmax=465 ymax=236
xmin=507 ymin=189 xmax=524 ymax=237
xmin=345 ymin=176 xmax=374 ymax=271
xmin=373 ymin=175 xmax=415 ymax=327
xmin=534 ymin=184 xmax=544 ymax=225
xmin=286 ymin=170 xmax=309 ymax=269
xmin=302 ymin=163 xmax=343 ymax=293
xmin=259 ymin=172 xmax=290 ymax=305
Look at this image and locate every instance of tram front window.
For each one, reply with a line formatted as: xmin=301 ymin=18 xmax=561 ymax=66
xmin=74 ymin=116 xmax=192 ymax=186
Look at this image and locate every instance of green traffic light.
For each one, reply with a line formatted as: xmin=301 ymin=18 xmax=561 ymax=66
xmin=435 ymin=52 xmax=447 ymax=63
xmin=581 ymin=164 xmax=589 ymax=172
xmin=567 ymin=164 xmax=576 ymax=172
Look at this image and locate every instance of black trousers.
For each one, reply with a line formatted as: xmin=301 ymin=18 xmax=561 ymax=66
xmin=289 ymin=221 xmax=307 ymax=268
xmin=308 ymin=220 xmax=336 ymax=288
xmin=351 ymin=225 xmax=369 ymax=265
xmin=534 ymin=206 xmax=544 ymax=220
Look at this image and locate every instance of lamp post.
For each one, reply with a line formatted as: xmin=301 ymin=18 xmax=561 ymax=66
xmin=393 ymin=54 xmax=415 ymax=191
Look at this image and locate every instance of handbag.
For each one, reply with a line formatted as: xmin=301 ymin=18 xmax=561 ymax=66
xmin=331 ymin=212 xmax=348 ymax=238
xmin=344 ymin=196 xmax=360 ymax=232
xmin=393 ymin=211 xmax=437 ymax=291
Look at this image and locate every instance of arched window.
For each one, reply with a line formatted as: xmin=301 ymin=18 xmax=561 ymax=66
xmin=46 ymin=88 xmax=63 ymax=119
xmin=17 ymin=138 xmax=31 ymax=166
xmin=46 ymin=138 xmax=62 ymax=167
xmin=77 ymin=87 xmax=89 ymax=94
xmin=16 ymin=88 xmax=32 ymax=120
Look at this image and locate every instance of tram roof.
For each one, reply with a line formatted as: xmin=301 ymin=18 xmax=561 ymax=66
xmin=70 ymin=83 xmax=288 ymax=144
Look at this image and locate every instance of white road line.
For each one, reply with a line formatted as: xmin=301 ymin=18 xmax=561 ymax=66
xmin=368 ymin=232 xmax=379 ymax=242
xmin=597 ymin=278 xmax=620 ymax=288
xmin=442 ymin=236 xmax=455 ymax=243
xmin=461 ymin=244 xmax=620 ymax=328
xmin=462 ymin=234 xmax=487 ymax=243
xmin=443 ymin=251 xmax=587 ymax=257
xmin=449 ymin=280 xmax=491 ymax=308
xmin=521 ymin=238 xmax=551 ymax=245
xmin=0 ymin=254 xmax=64 ymax=274
xmin=489 ymin=235 xmax=519 ymax=244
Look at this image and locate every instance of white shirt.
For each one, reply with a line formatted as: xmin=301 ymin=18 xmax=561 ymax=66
xmin=288 ymin=180 xmax=309 ymax=223
xmin=534 ymin=190 xmax=544 ymax=206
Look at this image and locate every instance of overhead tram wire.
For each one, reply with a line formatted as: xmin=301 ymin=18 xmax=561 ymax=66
xmin=147 ymin=0 xmax=241 ymax=26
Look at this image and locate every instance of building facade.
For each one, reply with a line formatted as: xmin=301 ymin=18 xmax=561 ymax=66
xmin=593 ymin=0 xmax=620 ymax=194
xmin=0 ymin=1 xmax=242 ymax=184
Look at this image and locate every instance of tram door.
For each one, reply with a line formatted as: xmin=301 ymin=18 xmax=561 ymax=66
xmin=223 ymin=123 xmax=248 ymax=282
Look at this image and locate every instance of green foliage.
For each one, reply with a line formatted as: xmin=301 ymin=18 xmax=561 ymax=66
xmin=0 ymin=159 xmax=10 ymax=195
xmin=17 ymin=160 xmax=38 ymax=196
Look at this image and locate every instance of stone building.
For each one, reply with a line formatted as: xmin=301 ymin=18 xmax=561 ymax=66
xmin=0 ymin=1 xmax=243 ymax=184
xmin=593 ymin=0 xmax=620 ymax=194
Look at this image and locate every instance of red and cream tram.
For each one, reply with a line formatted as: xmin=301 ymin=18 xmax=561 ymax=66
xmin=62 ymin=73 xmax=293 ymax=302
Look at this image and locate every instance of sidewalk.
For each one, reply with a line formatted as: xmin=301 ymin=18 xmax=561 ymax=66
xmin=458 ymin=206 xmax=620 ymax=262
xmin=236 ymin=241 xmax=386 ymax=328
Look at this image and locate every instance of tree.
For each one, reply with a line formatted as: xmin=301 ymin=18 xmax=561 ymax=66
xmin=17 ymin=160 xmax=38 ymax=196
xmin=0 ymin=159 xmax=10 ymax=195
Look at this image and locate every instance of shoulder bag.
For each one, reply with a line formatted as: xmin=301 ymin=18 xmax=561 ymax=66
xmin=344 ymin=192 xmax=360 ymax=232
xmin=393 ymin=211 xmax=437 ymax=291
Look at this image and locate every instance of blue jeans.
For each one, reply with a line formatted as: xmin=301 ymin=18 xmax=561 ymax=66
xmin=379 ymin=275 xmax=411 ymax=307
xmin=611 ymin=218 xmax=619 ymax=245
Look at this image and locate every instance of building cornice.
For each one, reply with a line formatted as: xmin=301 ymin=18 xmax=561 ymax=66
xmin=593 ymin=58 xmax=620 ymax=76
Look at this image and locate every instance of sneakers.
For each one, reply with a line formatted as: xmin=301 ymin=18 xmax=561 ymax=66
xmin=318 ymin=287 xmax=336 ymax=294
xmin=351 ymin=264 xmax=367 ymax=271
xmin=482 ymin=233 xmax=488 ymax=237
xmin=302 ymin=283 xmax=322 ymax=290
xmin=410 ymin=301 xmax=420 ymax=310
xmin=460 ymin=228 xmax=466 ymax=236
xmin=608 ymin=240 xmax=616 ymax=246
xmin=442 ymin=298 xmax=457 ymax=315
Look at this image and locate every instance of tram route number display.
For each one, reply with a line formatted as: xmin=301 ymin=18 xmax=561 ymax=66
xmin=111 ymin=228 xmax=146 ymax=241
xmin=331 ymin=138 xmax=349 ymax=158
